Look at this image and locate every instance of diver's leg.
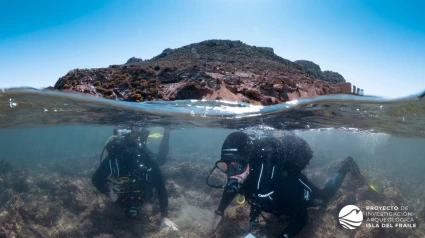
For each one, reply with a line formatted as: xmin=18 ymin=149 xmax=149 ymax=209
xmin=321 ymin=156 xmax=353 ymax=204
xmin=157 ymin=128 xmax=170 ymax=166
xmin=280 ymin=207 xmax=308 ymax=238
xmin=249 ymin=204 xmax=262 ymax=231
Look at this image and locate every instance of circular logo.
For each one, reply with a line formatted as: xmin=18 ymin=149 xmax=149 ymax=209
xmin=339 ymin=205 xmax=363 ymax=229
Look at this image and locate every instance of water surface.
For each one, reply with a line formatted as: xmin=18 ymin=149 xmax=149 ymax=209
xmin=1 ymin=87 xmax=424 ymax=237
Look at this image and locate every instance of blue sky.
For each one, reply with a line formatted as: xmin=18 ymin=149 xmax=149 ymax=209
xmin=0 ymin=0 xmax=424 ymax=98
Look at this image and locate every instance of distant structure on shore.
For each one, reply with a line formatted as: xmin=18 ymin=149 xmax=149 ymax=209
xmin=352 ymin=85 xmax=364 ymax=96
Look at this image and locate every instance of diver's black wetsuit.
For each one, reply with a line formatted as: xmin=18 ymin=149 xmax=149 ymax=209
xmin=92 ymin=133 xmax=169 ymax=218
xmin=156 ymin=130 xmax=170 ymax=166
xmin=216 ymin=157 xmax=350 ymax=237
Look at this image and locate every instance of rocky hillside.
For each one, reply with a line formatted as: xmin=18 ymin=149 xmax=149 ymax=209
xmin=53 ymin=40 xmax=352 ymax=105
xmin=294 ymin=60 xmax=346 ymax=83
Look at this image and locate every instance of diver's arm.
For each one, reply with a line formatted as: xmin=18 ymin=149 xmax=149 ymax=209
xmin=151 ymin=161 xmax=169 ymax=218
xmin=319 ymin=157 xmax=352 ymax=203
xmin=280 ymin=207 xmax=308 ymax=238
xmin=91 ymin=158 xmax=111 ymax=194
xmin=216 ymin=190 xmax=238 ymax=215
xmin=210 ymin=191 xmax=237 ymax=233
xmin=92 ymin=139 xmax=120 ymax=194
xmin=156 ymin=128 xmax=171 ymax=166
xmin=149 ymin=155 xmax=179 ymax=231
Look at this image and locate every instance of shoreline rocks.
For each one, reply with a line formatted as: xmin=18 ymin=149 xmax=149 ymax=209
xmin=52 ymin=40 xmax=357 ymax=105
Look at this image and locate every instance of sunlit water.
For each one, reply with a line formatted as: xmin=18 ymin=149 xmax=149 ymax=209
xmin=1 ymin=87 xmax=425 ymax=237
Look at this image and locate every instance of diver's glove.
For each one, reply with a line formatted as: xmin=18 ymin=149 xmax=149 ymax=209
xmin=249 ymin=217 xmax=259 ymax=231
xmin=224 ymin=179 xmax=241 ymax=193
xmin=108 ymin=184 xmax=121 ymax=202
xmin=161 ymin=217 xmax=179 ymax=231
xmin=211 ymin=210 xmax=224 ymax=233
xmin=108 ymin=191 xmax=119 ymax=202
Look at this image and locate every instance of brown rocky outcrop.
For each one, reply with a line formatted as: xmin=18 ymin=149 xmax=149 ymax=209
xmin=53 ymin=40 xmax=354 ymax=105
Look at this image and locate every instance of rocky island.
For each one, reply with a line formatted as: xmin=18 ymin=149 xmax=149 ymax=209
xmin=53 ymin=40 xmax=355 ymax=105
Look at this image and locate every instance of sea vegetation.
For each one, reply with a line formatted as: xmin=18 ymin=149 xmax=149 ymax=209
xmin=0 ymin=153 xmax=424 ymax=237
xmin=55 ymin=65 xmax=162 ymax=102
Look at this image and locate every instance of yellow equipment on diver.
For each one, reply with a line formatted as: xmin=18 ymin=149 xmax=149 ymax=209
xmin=350 ymin=160 xmax=382 ymax=194
xmin=148 ymin=133 xmax=163 ymax=139
xmin=104 ymin=135 xmax=118 ymax=146
xmin=236 ymin=194 xmax=246 ymax=204
xmin=100 ymin=135 xmax=118 ymax=163
xmin=107 ymin=174 xmax=130 ymax=184
xmin=368 ymin=185 xmax=380 ymax=193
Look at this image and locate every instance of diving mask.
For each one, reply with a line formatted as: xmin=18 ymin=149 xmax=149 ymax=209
xmin=206 ymin=159 xmax=249 ymax=189
xmin=216 ymin=161 xmax=247 ymax=177
xmin=115 ymin=128 xmax=132 ymax=138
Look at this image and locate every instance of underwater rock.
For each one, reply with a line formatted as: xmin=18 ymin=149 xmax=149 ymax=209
xmin=11 ymin=176 xmax=29 ymax=193
xmin=0 ymin=155 xmax=423 ymax=238
xmin=0 ymin=159 xmax=12 ymax=174
xmin=149 ymin=227 xmax=179 ymax=238
xmin=35 ymin=175 xmax=57 ymax=190
xmin=94 ymin=234 xmax=116 ymax=238
xmin=162 ymin=162 xmax=212 ymax=190
xmin=166 ymin=179 xmax=183 ymax=198
xmin=0 ymin=189 xmax=13 ymax=209
xmin=23 ymin=200 xmax=61 ymax=227
xmin=51 ymin=179 xmax=96 ymax=212
xmin=0 ymin=195 xmax=29 ymax=237
xmin=419 ymin=204 xmax=425 ymax=220
xmin=218 ymin=205 xmax=252 ymax=237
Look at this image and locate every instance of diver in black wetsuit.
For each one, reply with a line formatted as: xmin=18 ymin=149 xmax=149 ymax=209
xmin=206 ymin=132 xmax=357 ymax=237
xmin=92 ymin=127 xmax=178 ymax=230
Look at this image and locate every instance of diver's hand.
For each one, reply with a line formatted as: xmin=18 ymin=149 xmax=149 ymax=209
xmin=211 ymin=214 xmax=223 ymax=232
xmin=108 ymin=191 xmax=119 ymax=202
xmin=108 ymin=184 xmax=121 ymax=202
xmin=230 ymin=164 xmax=250 ymax=183
xmin=161 ymin=217 xmax=179 ymax=231
xmin=249 ymin=217 xmax=259 ymax=231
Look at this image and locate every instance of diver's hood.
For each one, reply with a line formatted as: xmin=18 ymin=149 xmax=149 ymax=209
xmin=220 ymin=131 xmax=253 ymax=163
xmin=206 ymin=132 xmax=253 ymax=189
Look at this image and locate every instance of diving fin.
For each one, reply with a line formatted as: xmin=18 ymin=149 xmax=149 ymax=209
xmin=348 ymin=157 xmax=382 ymax=194
xmin=244 ymin=233 xmax=256 ymax=238
xmin=148 ymin=133 xmax=163 ymax=139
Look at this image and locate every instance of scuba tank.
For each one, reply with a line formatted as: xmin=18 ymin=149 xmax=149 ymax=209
xmin=100 ymin=128 xmax=132 ymax=165
xmin=245 ymin=137 xmax=284 ymax=230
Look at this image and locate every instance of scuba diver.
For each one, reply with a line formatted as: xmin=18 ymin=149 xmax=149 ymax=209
xmin=91 ymin=127 xmax=178 ymax=231
xmin=206 ymin=132 xmax=359 ymax=237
